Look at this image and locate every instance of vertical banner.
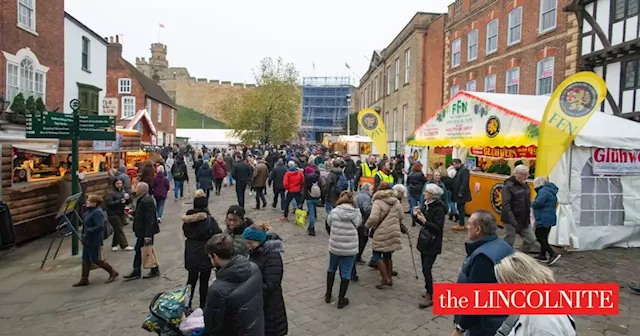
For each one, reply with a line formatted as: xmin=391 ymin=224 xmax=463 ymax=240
xmin=536 ymin=72 xmax=607 ymax=178
xmin=357 ymin=108 xmax=388 ymax=156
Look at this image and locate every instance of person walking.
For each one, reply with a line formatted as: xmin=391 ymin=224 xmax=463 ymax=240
xmin=303 ymin=166 xmax=323 ymax=236
xmin=192 ymin=154 xmax=204 ymax=190
xmin=451 ymin=210 xmax=513 ymax=336
xmin=281 ymin=161 xmax=304 ymax=221
xmin=197 ymin=161 xmax=214 ymax=200
xmin=224 ymin=205 xmax=254 ymax=257
xmin=324 ymin=159 xmax=348 ymax=214
xmin=165 ymin=152 xmax=175 ymax=186
xmin=140 ymin=160 xmax=156 ymax=192
xmin=494 ymin=252 xmax=576 ymax=336
xmin=502 ymin=165 xmax=537 ymax=253
xmin=212 ymin=155 xmax=227 ymax=195
xmin=252 ymin=157 xmax=269 ymax=209
xmin=223 ymin=152 xmax=234 ymax=186
xmin=325 ymin=191 xmax=361 ymax=309
xmin=73 ymin=194 xmax=119 ymax=286
xmin=115 ymin=164 xmax=131 ymax=193
xmin=532 ymin=176 xmax=561 ymax=265
xmin=413 ymin=184 xmax=447 ymax=309
xmin=182 ymin=190 xmax=222 ymax=309
xmin=231 ymin=155 xmax=252 ymax=208
xmin=343 ymin=155 xmax=357 ymax=191
xmin=354 ymin=183 xmax=373 ymax=264
xmin=406 ymin=162 xmax=428 ymax=218
xmin=269 ymin=159 xmax=287 ymax=211
xmin=152 ymin=166 xmax=170 ymax=223
xmin=203 ymin=234 xmax=264 ymax=335
xmin=445 ymin=166 xmax=458 ymax=221
xmin=366 ymin=182 xmax=405 ymax=289
xmin=171 ymin=157 xmax=189 ymax=201
xmin=451 ymin=159 xmax=472 ymax=231
xmin=104 ymin=179 xmax=134 ymax=252
xmin=391 ymin=155 xmax=404 ymax=185
xmin=124 ymin=182 xmax=161 ymax=280
xmin=244 ymin=224 xmax=288 ymax=336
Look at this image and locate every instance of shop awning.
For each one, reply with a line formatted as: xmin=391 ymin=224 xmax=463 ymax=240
xmin=13 ymin=143 xmax=58 ymax=155
xmin=407 ymin=91 xmax=640 ymax=150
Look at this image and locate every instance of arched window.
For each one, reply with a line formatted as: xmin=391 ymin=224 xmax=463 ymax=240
xmin=4 ymin=48 xmax=48 ymax=103
xmin=20 ymin=58 xmax=34 ymax=97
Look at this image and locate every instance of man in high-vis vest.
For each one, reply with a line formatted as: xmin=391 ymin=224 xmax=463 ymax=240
xmin=373 ymin=160 xmax=394 ymax=192
xmin=356 ymin=155 xmax=378 ymax=189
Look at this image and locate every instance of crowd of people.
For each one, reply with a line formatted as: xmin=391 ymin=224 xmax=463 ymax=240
xmin=72 ymin=142 xmax=576 ymax=336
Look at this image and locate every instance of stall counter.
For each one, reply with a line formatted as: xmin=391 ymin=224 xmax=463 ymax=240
xmin=466 ymin=171 xmax=535 ymax=227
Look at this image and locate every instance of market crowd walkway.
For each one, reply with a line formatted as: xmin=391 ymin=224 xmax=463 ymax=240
xmin=0 ymin=168 xmax=639 ymax=335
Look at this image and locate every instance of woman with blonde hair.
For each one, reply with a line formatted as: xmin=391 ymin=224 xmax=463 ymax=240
xmin=494 ymin=252 xmax=576 ymax=336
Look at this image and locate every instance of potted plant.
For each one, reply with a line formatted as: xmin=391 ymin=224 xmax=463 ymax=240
xmin=8 ymin=93 xmax=26 ymax=124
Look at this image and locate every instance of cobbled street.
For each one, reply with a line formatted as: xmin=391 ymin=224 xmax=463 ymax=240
xmin=0 ymin=169 xmax=639 ymax=336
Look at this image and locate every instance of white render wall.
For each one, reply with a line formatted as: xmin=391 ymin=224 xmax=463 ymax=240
xmin=64 ymin=17 xmax=107 ymax=114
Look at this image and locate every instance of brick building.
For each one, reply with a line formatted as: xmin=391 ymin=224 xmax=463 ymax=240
xmin=1 ymin=0 xmax=65 ymax=112
xmin=443 ymin=0 xmax=579 ymax=102
xmin=356 ymin=12 xmax=446 ymax=156
xmin=106 ymin=36 xmax=177 ymax=146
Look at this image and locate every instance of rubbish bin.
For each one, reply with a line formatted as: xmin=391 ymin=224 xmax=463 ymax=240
xmin=0 ymin=202 xmax=16 ymax=249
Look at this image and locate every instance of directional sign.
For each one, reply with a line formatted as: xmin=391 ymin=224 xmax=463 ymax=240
xmin=69 ymin=99 xmax=81 ymax=111
xmin=78 ymin=115 xmax=115 ymax=140
xmin=26 ymin=112 xmax=115 ymax=140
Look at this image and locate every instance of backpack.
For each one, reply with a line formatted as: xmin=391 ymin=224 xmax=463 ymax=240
xmin=310 ymin=181 xmax=322 ymax=198
xmin=334 ymin=173 xmax=348 ymax=194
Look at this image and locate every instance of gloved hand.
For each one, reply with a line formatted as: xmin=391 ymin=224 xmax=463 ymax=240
xmin=400 ymin=223 xmax=408 ymax=234
xmin=325 ymin=220 xmax=331 ymax=235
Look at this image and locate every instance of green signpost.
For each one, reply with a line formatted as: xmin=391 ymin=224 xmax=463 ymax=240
xmin=26 ymin=100 xmax=116 ymax=255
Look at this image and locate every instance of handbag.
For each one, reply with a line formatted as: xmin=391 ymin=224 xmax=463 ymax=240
xmin=141 ymin=244 xmax=160 ymax=269
xmin=416 ymin=223 xmax=437 ymax=253
xmin=102 ymin=210 xmax=114 ymax=240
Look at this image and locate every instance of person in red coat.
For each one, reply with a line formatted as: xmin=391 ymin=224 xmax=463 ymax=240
xmin=281 ymin=161 xmax=304 ymax=221
xmin=212 ymin=155 xmax=227 ymax=196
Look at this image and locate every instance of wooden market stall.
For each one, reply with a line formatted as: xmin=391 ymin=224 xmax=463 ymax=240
xmin=322 ymin=135 xmax=379 ymax=161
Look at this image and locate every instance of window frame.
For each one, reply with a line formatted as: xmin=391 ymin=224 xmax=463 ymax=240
xmin=466 ymin=80 xmax=477 ymax=92
xmin=506 ymin=67 xmax=521 ymax=94
xmin=451 ymin=38 xmax=462 ymax=68
xmin=121 ymin=96 xmax=136 ymax=119
xmin=157 ymin=103 xmax=163 ymax=123
xmin=118 ymin=78 xmax=132 ymax=94
xmin=613 ymin=0 xmax=639 ymax=22
xmin=450 ymin=85 xmax=460 ymax=99
xmin=507 ymin=7 xmax=523 ymax=46
xmin=386 ymin=66 xmax=391 ymax=96
xmin=17 ymin=0 xmax=36 ymax=33
xmin=374 ymin=76 xmax=379 ymax=101
xmin=622 ymin=58 xmax=640 ymax=91
xmin=486 ymin=19 xmax=499 ymax=55
xmin=404 ymin=49 xmax=410 ymax=84
xmin=539 ymin=0 xmax=558 ymax=33
xmin=78 ymin=85 xmax=99 ymax=115
xmin=402 ymin=104 xmax=408 ymax=143
xmin=5 ymin=54 xmax=47 ymax=103
xmin=536 ymin=57 xmax=555 ymax=95
xmin=484 ymin=74 xmax=497 ymax=93
xmin=81 ymin=36 xmax=90 ymax=72
xmin=394 ymin=58 xmax=400 ymax=91
xmin=171 ymin=108 xmax=175 ymax=127
xmin=392 ymin=108 xmax=398 ymax=141
xmin=467 ymin=30 xmax=478 ymax=61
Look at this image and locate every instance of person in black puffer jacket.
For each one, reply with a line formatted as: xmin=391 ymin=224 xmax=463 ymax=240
xmin=182 ymin=190 xmax=222 ymax=309
xmin=204 ymin=234 xmax=264 ymax=335
xmin=269 ymin=159 xmax=288 ymax=211
xmin=104 ymin=178 xmax=133 ymax=251
xmin=244 ymin=224 xmax=288 ymax=336
xmin=406 ymin=162 xmax=428 ymax=219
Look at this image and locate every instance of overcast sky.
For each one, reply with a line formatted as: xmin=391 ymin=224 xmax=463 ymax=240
xmin=66 ymin=0 xmax=450 ymax=85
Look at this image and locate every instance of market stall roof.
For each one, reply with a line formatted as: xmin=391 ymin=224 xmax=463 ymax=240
xmin=12 ymin=143 xmax=58 ymax=155
xmin=124 ymin=109 xmax=157 ymax=136
xmin=407 ymin=91 xmax=640 ymax=150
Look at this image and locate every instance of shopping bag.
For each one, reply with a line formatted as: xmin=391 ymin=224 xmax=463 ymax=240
xmin=223 ymin=176 xmax=230 ymax=186
xmin=295 ymin=209 xmax=307 ymax=228
xmin=142 ymin=285 xmax=191 ymax=334
xmin=142 ymin=244 xmax=160 ymax=269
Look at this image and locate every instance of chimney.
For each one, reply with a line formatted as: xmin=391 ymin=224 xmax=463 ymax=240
xmin=116 ymin=35 xmax=119 ymax=43
xmin=107 ymin=35 xmax=123 ymax=60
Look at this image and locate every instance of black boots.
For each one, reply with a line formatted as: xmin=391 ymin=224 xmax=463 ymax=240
xmin=337 ymin=279 xmax=350 ymax=309
xmin=124 ymin=268 xmax=141 ymax=280
xmin=325 ymin=271 xmax=335 ymax=303
xmin=143 ymin=267 xmax=160 ymax=279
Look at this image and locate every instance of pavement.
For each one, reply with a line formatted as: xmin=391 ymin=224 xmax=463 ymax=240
xmin=0 ymin=167 xmax=639 ymax=336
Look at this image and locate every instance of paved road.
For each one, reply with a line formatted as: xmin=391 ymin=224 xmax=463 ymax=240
xmin=0 ymin=169 xmax=639 ymax=335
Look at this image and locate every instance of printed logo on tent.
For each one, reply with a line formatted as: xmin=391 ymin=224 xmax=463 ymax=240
xmin=490 ymin=183 xmax=504 ymax=214
xmin=559 ymin=82 xmax=598 ymax=118
xmin=485 ymin=116 xmax=501 ymax=138
xmin=412 ymin=149 xmax=420 ymax=161
xmin=362 ymin=113 xmax=379 ymax=131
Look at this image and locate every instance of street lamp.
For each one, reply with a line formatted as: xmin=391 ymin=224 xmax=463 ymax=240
xmin=346 ymin=94 xmax=351 ymax=136
xmin=0 ymin=94 xmax=10 ymax=112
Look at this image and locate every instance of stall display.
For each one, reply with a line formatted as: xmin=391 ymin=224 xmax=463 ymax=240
xmin=12 ymin=147 xmax=63 ymax=184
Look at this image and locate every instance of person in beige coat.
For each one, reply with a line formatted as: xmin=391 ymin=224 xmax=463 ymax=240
xmin=252 ymin=158 xmax=269 ymax=209
xmin=366 ymin=182 xmax=406 ymax=289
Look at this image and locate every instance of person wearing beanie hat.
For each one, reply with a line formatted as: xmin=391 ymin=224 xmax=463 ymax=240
xmin=224 ymin=205 xmax=254 ymax=257
xmin=243 ymin=224 xmax=288 ymax=336
xmin=269 ymin=159 xmax=288 ymax=211
xmin=182 ymin=190 xmax=222 ymax=309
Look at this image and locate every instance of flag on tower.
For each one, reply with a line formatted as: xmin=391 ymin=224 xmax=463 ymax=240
xmin=345 ymin=62 xmax=351 ymax=69
xmin=312 ymin=62 xmax=316 ymax=70
xmin=159 ymin=23 xmax=165 ymax=28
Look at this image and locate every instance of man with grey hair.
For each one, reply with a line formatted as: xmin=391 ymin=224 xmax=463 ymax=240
xmin=124 ymin=182 xmax=160 ymax=280
xmin=502 ymin=164 xmax=537 ymax=253
xmin=452 ymin=210 xmax=513 ymax=336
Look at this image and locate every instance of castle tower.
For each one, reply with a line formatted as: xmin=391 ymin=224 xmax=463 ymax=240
xmin=148 ymin=43 xmax=168 ymax=82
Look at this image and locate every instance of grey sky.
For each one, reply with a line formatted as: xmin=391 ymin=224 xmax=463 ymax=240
xmin=66 ymin=0 xmax=450 ymax=85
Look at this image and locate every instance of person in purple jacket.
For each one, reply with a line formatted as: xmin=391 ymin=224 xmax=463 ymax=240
xmin=153 ymin=166 xmax=171 ymax=223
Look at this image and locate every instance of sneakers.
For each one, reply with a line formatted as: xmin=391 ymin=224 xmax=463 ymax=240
xmin=452 ymin=225 xmax=465 ymax=231
xmin=157 ymin=218 xmax=162 ymax=224
xmin=124 ymin=246 xmax=135 ymax=251
xmin=111 ymin=246 xmax=119 ymax=252
xmin=307 ymin=229 xmax=316 ymax=236
xmin=534 ymin=254 xmax=547 ymax=261
xmin=548 ymin=254 xmax=562 ymax=266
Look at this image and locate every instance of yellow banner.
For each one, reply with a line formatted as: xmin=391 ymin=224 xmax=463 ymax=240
xmin=536 ymin=72 xmax=607 ymax=177
xmin=357 ymin=108 xmax=388 ymax=156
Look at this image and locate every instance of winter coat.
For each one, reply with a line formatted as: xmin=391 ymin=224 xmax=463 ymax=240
xmin=392 ymin=161 xmax=404 ymax=184
xmin=283 ymin=169 xmax=304 ymax=193
xmin=415 ymin=199 xmax=447 ymax=255
xmin=172 ymin=160 xmax=189 ymax=182
xmin=501 ymin=176 xmax=531 ymax=229
xmin=354 ymin=190 xmax=373 ymax=225
xmin=165 ymin=157 xmax=174 ymax=175
xmin=104 ymin=186 xmax=127 ymax=216
xmin=343 ymin=158 xmax=356 ymax=179
xmin=223 ymin=155 xmax=234 ymax=173
xmin=81 ymin=206 xmax=105 ymax=247
xmin=197 ymin=162 xmax=214 ymax=190
xmin=203 ymin=255 xmax=264 ymax=336
xmin=406 ymin=172 xmax=428 ymax=197
xmin=325 ymin=169 xmax=345 ymax=204
xmin=133 ymin=195 xmax=159 ymax=238
xmin=193 ymin=159 xmax=203 ymax=181
xmin=231 ymin=161 xmax=253 ymax=184
xmin=452 ymin=166 xmax=472 ymax=203
xmin=252 ymin=162 xmax=269 ymax=188
xmin=115 ymin=166 xmax=131 ymax=193
xmin=269 ymin=164 xmax=287 ymax=190
xmin=366 ymin=189 xmax=404 ymax=253
xmin=531 ymin=182 xmax=558 ymax=228
xmin=141 ymin=165 xmax=155 ymax=188
xmin=224 ymin=218 xmax=254 ymax=257
xmin=249 ymin=239 xmax=288 ymax=336
xmin=506 ymin=315 xmax=576 ymax=336
xmin=212 ymin=160 xmax=227 ymax=179
xmin=327 ymin=204 xmax=361 ymax=256
xmin=183 ymin=210 xmax=222 ymax=272
xmin=303 ymin=172 xmax=322 ymax=200
xmin=152 ymin=172 xmax=170 ymax=200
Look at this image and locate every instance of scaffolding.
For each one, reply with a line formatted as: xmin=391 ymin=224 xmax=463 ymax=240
xmin=301 ymin=77 xmax=351 ymax=143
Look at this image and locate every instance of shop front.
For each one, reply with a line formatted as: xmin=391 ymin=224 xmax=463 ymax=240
xmin=322 ymin=135 xmax=379 ymax=160
xmin=407 ymin=91 xmax=640 ymax=251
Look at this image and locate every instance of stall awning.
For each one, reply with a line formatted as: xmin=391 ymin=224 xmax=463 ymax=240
xmin=407 ymin=91 xmax=640 ymax=150
xmin=13 ymin=143 xmax=58 ymax=155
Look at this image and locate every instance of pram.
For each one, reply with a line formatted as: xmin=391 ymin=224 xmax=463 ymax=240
xmin=142 ymin=285 xmax=192 ymax=336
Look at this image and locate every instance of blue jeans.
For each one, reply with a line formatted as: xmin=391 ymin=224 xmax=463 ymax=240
xmin=228 ymin=175 xmax=234 ymax=184
xmin=325 ymin=201 xmax=335 ymax=214
xmin=155 ymin=198 xmax=166 ymax=218
xmin=348 ymin=178 xmax=355 ymax=192
xmin=174 ymin=180 xmax=184 ymax=200
xmin=306 ymin=199 xmax=320 ymax=230
xmin=457 ymin=202 xmax=466 ymax=226
xmin=133 ymin=236 xmax=155 ymax=271
xmin=328 ymin=253 xmax=356 ymax=280
xmin=373 ymin=251 xmax=393 ymax=260
xmin=408 ymin=194 xmax=421 ymax=216
xmin=449 ymin=201 xmax=458 ymax=215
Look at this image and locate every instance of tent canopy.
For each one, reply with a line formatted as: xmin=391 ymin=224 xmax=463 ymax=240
xmin=407 ymin=91 xmax=640 ymax=150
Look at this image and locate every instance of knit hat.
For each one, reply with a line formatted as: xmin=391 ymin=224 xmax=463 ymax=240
xmin=304 ymin=166 xmax=315 ymax=175
xmin=242 ymin=227 xmax=267 ymax=243
xmin=194 ymin=196 xmax=208 ymax=209
xmin=227 ymin=205 xmax=245 ymax=217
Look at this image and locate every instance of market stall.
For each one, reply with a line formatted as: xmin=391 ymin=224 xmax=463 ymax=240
xmin=322 ymin=135 xmax=379 ymax=160
xmin=407 ymin=91 xmax=640 ymax=251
